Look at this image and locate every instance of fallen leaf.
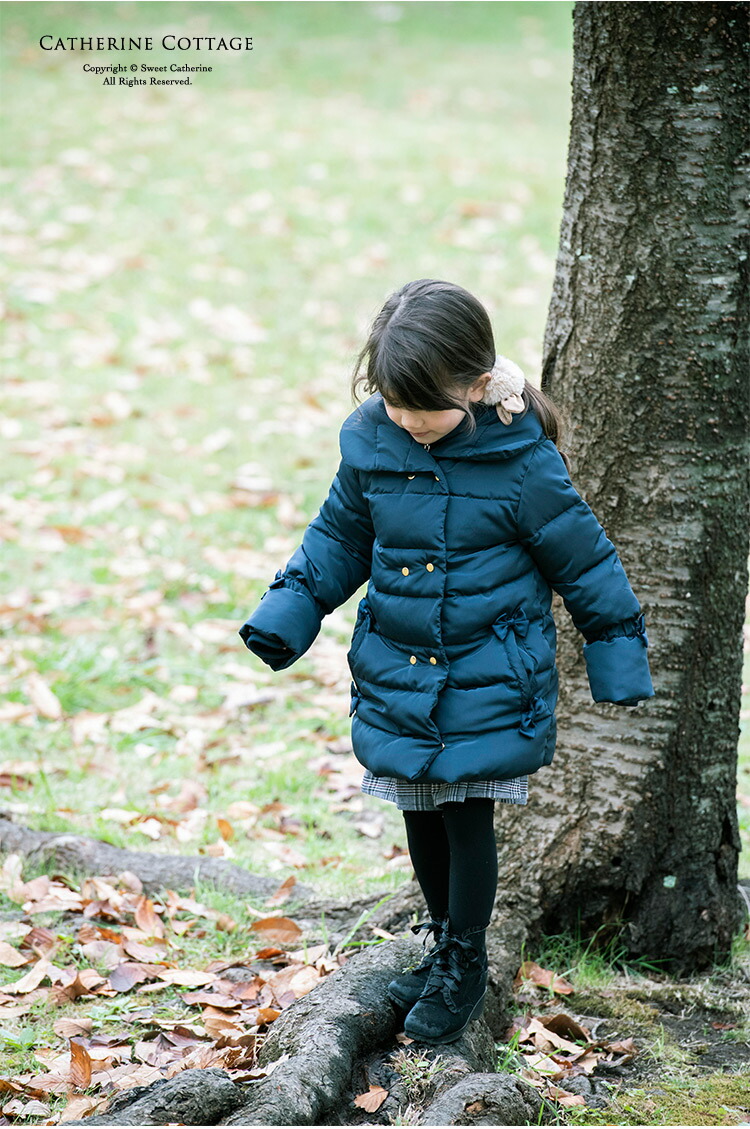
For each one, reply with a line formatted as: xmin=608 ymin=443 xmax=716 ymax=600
xmin=546 ymin=1084 xmax=585 ymax=1107
xmin=249 ymin=916 xmax=302 ymax=943
xmin=3 ymin=957 xmax=58 ymax=994
xmin=514 ymin=961 xmax=574 ymax=996
xmin=267 ymin=875 xmax=296 ymax=905
xmin=603 ymin=1037 xmax=637 ymax=1060
xmin=182 ymin=989 xmax=241 ymax=1009
xmin=22 ymin=925 xmax=59 ymax=957
xmin=109 ymin=962 xmax=162 ymax=992
xmin=156 ymin=968 xmax=216 ymax=987
xmin=353 ymin=1085 xmax=389 ymax=1113
xmin=134 ymin=896 xmax=165 ymax=938
xmin=53 ymin=1018 xmax=93 ymax=1039
xmin=26 ymin=672 xmax=63 ymax=719
xmin=0 ymin=940 xmax=31 ymax=967
xmin=69 ymin=1040 xmax=92 ymax=1089
xmin=2 ymin=1098 xmax=50 ymax=1118
xmin=541 ymin=1013 xmax=591 ymax=1043
xmin=58 ymin=1094 xmax=107 ymax=1121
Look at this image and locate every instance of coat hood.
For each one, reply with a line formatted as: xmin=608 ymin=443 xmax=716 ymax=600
xmin=340 ymin=394 xmax=544 ymax=473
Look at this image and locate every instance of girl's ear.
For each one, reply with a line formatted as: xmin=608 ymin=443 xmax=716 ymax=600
xmin=467 ymin=373 xmax=492 ymax=402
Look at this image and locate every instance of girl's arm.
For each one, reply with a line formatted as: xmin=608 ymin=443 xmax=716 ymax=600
xmin=516 ymin=440 xmax=654 ymax=705
xmin=239 ymin=460 xmax=374 ymax=671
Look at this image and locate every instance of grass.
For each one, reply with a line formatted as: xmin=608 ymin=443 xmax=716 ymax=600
xmin=0 ymin=0 xmax=575 ymax=895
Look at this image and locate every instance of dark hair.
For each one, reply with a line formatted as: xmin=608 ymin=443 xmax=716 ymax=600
xmin=351 ymin=278 xmax=570 ymax=468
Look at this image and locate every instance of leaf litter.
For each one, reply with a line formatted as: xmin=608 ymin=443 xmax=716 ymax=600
xmin=505 ymin=963 xmax=639 ymax=1109
xmin=0 ymin=856 xmax=349 ymax=1121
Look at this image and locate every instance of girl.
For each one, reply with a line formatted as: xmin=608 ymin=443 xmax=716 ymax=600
xmin=239 ymin=279 xmax=654 ymax=1045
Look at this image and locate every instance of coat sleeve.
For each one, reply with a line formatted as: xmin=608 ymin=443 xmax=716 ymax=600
xmin=239 ymin=459 xmax=374 ymax=671
xmin=515 ymin=439 xmax=654 ymax=706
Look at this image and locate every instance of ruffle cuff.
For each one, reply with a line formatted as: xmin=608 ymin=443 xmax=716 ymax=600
xmin=239 ymin=578 xmax=322 ymax=672
xmin=583 ymin=615 xmax=655 ymax=704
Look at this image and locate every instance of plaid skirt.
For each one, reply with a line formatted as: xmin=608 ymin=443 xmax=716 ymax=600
xmin=361 ymin=769 xmax=528 ymax=811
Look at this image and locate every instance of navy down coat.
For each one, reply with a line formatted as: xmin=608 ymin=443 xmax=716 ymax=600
xmin=239 ymin=395 xmax=654 ymax=783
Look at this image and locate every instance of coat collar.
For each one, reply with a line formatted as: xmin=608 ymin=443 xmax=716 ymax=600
xmin=340 ymin=393 xmax=544 ymax=472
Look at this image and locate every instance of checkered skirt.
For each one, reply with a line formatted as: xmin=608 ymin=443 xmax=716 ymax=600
xmin=360 ymin=769 xmax=528 ymax=811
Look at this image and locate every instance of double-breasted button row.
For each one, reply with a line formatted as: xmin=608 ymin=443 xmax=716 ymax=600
xmin=410 ymin=655 xmax=439 ymax=665
xmin=401 ymin=564 xmax=435 ymax=575
xmin=405 ymin=473 xmax=440 ymax=481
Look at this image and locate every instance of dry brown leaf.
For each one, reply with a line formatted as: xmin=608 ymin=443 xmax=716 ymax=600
xmin=541 ymin=1012 xmax=591 ymax=1043
xmin=0 ymin=1001 xmax=34 ymax=1018
xmin=156 ymin=968 xmax=216 ymax=987
xmin=134 ymin=896 xmax=165 ymax=938
xmin=79 ymin=940 xmax=123 ymax=969
xmin=256 ymin=1006 xmax=281 ymax=1025
xmin=201 ymin=1012 xmax=246 ymax=1039
xmin=75 ymin=921 xmax=122 ymax=948
xmin=69 ymin=1040 xmax=92 ymax=1090
xmin=353 ymin=1085 xmax=389 ymax=1113
xmin=182 ymin=989 xmax=241 ymax=1009
xmin=267 ymin=875 xmax=296 ymax=905
xmin=217 ymin=817 xmax=235 ymax=841
xmin=604 ymin=1037 xmax=637 ymax=1060
xmin=2 ymin=1098 xmax=50 ymax=1118
xmin=58 ymin=1094 xmax=107 ymax=1122
xmin=0 ymin=940 xmax=31 ymax=968
xmin=521 ymin=1017 xmax=584 ymax=1056
xmin=53 ymin=1017 xmax=93 ymax=1039
xmin=23 ymin=925 xmax=59 ymax=957
xmin=514 ymin=961 xmax=574 ymax=996
xmin=122 ymin=938 xmax=166 ymax=963
xmin=249 ymin=916 xmax=302 ymax=943
xmin=109 ymin=961 xmax=163 ymax=992
xmin=546 ymin=1084 xmax=586 ymax=1107
xmin=3 ymin=957 xmax=58 ymax=995
xmin=570 ymin=1051 xmax=601 ymax=1074
xmin=26 ymin=672 xmax=63 ymax=719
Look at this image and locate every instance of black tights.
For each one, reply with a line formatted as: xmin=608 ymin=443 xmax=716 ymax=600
xmin=402 ymin=799 xmax=498 ymax=935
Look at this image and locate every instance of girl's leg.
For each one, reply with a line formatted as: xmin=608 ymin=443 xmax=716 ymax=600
xmin=402 ymin=798 xmax=496 ymax=1042
xmin=441 ymin=798 xmax=498 ymax=932
xmin=402 ymin=809 xmax=450 ymax=921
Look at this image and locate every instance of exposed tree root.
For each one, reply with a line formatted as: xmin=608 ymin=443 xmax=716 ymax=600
xmin=69 ymin=1068 xmax=244 ymax=1126
xmin=420 ymin=1073 xmax=542 ymax=1126
xmin=0 ymin=816 xmax=305 ymax=901
xmin=65 ymin=941 xmax=522 ymax=1126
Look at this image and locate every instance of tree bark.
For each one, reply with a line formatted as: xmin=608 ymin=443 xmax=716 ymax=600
xmin=492 ymin=1 xmax=749 ymax=970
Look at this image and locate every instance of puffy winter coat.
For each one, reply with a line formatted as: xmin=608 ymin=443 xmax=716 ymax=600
xmin=239 ymin=395 xmax=654 ymax=783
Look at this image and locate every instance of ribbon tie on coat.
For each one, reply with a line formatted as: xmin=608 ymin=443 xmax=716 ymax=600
xmin=491 ymin=609 xmax=530 ymax=642
xmin=493 ymin=609 xmax=535 ymax=697
xmin=519 ymin=695 xmax=549 ymax=738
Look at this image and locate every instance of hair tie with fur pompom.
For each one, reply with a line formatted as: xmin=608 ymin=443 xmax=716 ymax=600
xmin=481 ymin=355 xmax=526 ymax=425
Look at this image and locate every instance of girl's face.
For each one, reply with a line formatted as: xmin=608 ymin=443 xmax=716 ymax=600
xmin=383 ymin=374 xmax=490 ymax=445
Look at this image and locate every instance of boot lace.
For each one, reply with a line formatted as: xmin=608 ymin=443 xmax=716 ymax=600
xmin=406 ymin=919 xmax=446 ymax=974
xmin=422 ymin=936 xmax=482 ymax=1013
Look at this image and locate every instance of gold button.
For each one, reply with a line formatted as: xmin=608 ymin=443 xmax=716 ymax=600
xmin=429 ymin=656 xmax=437 ymax=665
xmin=434 ymin=475 xmax=440 ymax=481
xmin=407 ymin=474 xmax=415 ymax=480
xmin=410 ymin=655 xmax=417 ymax=665
xmin=401 ymin=567 xmax=409 ymax=576
xmin=426 ymin=563 xmax=434 ymax=572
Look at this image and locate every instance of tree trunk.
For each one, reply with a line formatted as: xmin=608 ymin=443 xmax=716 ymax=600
xmin=492 ymin=1 xmax=749 ymax=971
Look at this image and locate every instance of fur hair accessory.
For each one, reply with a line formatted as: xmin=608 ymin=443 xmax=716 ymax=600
xmin=481 ymin=355 xmax=526 ymax=425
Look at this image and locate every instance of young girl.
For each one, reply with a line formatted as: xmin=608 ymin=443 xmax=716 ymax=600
xmin=239 ymin=279 xmax=654 ymax=1045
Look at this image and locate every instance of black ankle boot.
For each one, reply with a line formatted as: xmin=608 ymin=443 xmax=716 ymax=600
xmin=387 ymin=917 xmax=448 ymax=1011
xmin=402 ymin=925 xmax=488 ymax=1044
